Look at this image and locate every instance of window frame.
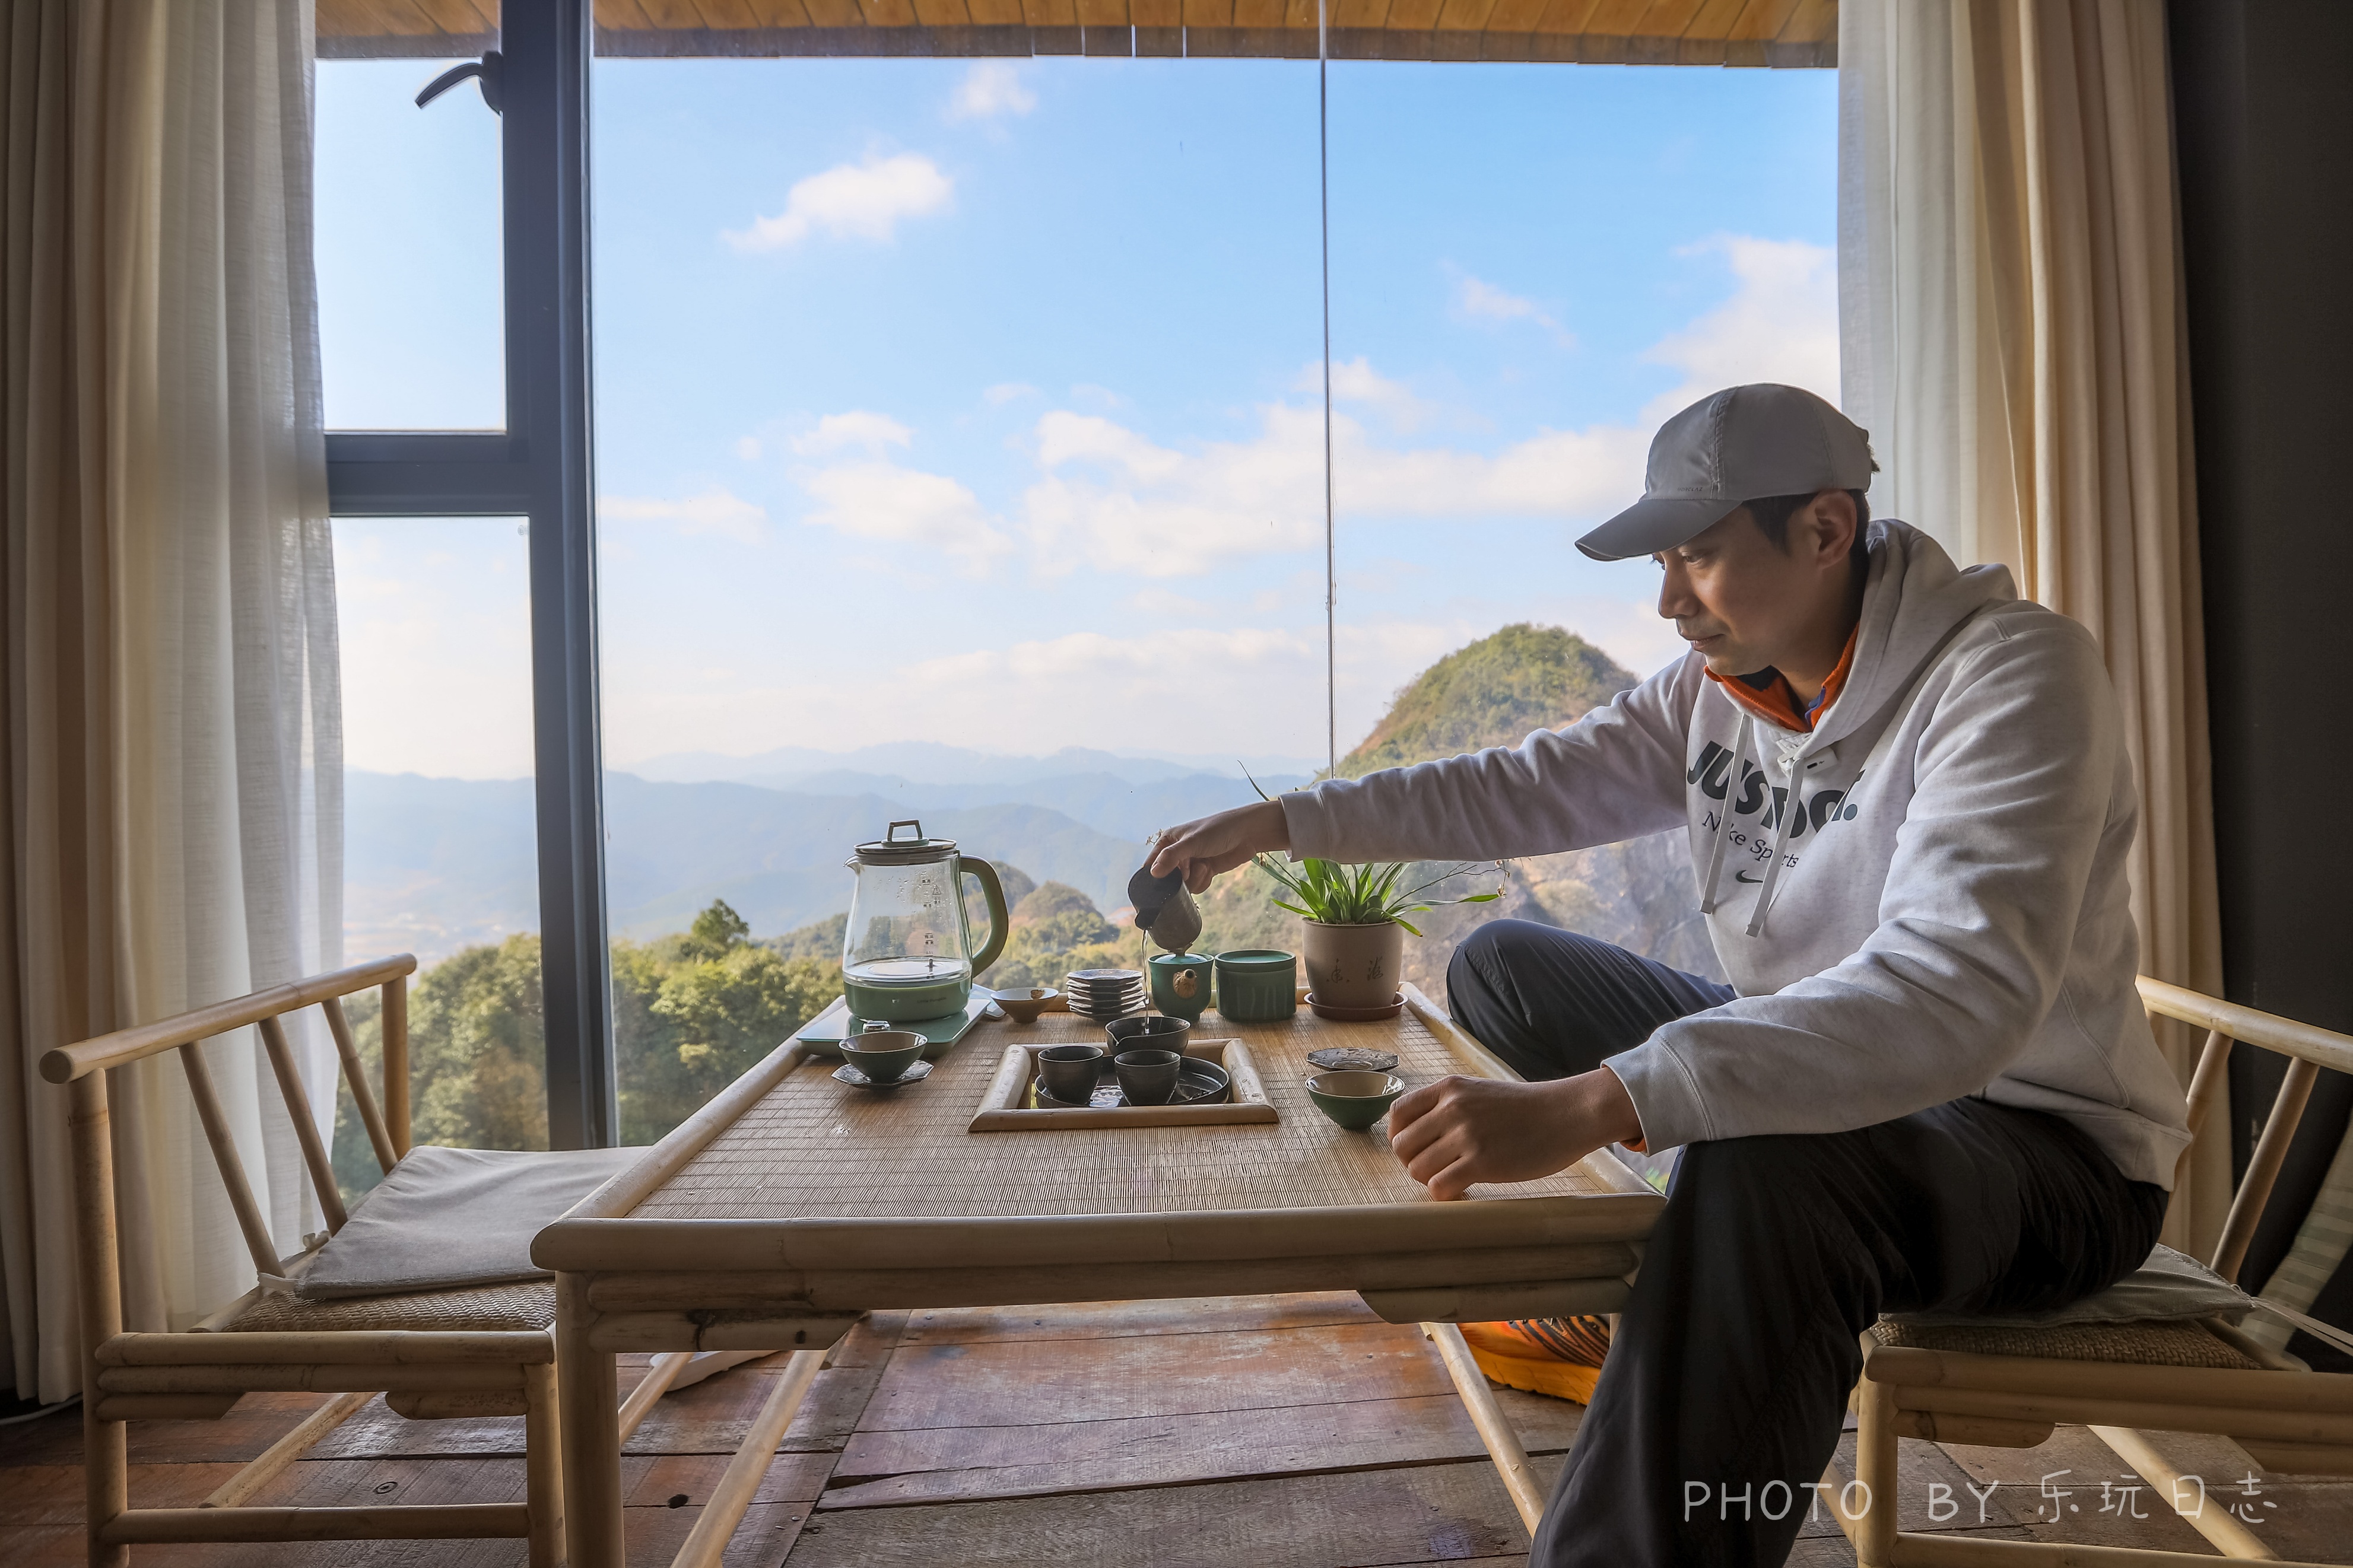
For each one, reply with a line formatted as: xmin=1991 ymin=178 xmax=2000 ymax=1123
xmin=324 ymin=1 xmax=617 ymax=1150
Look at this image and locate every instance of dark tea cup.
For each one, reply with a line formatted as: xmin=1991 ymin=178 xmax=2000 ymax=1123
xmin=840 ymin=1029 xmax=925 ymax=1085
xmin=1113 ymin=1048 xmax=1183 ymax=1106
xmin=1037 ymin=1044 xmax=1106 ymax=1105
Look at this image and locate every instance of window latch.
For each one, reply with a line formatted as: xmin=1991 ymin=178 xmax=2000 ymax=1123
xmin=415 ymin=50 xmax=503 ymax=116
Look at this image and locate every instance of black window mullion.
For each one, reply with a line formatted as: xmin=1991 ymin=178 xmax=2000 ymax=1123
xmin=504 ymin=0 xmax=614 ymax=1150
xmin=322 ymin=0 xmax=615 ymax=1151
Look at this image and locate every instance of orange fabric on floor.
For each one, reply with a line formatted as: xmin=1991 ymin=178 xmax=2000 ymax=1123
xmin=1459 ymin=1315 xmax=1611 ymax=1405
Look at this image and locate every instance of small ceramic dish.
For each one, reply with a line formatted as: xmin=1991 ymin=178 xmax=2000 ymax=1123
xmin=991 ymin=987 xmax=1060 ymax=1025
xmin=1306 ymin=1070 xmax=1406 ymax=1131
xmin=833 ymin=1057 xmax=934 ymax=1089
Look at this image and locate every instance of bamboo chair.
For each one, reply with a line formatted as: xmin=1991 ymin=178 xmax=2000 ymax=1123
xmin=42 ymin=954 xmax=741 ymax=1567
xmin=1834 ymin=977 xmax=2353 ymax=1567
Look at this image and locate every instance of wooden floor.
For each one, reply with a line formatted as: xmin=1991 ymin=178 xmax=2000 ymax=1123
xmin=5 ymin=1293 xmax=2352 ymax=1566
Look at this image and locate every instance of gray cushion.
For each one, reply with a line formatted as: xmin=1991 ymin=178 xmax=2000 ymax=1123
xmin=299 ymin=1145 xmax=639 ymax=1300
xmin=1888 ymin=1243 xmax=2252 ymax=1330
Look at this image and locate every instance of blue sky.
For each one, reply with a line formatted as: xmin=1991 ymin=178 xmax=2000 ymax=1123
xmin=319 ymin=54 xmax=1837 ymax=781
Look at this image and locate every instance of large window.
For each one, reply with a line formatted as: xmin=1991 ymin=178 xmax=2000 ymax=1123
xmin=329 ymin=516 xmax=547 ymax=1198
xmin=588 ymin=56 xmax=1326 ymax=1139
xmin=317 ymin=4 xmax=1836 ymax=1149
xmin=1323 ymin=61 xmax=1837 ymax=997
xmin=316 ymin=58 xmax=504 ymax=429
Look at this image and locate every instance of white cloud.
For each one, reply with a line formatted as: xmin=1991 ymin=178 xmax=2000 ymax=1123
xmin=945 ymin=62 xmax=1036 ymax=122
xmin=601 ymin=488 xmax=768 ymax=546
xmin=1012 ymin=236 xmax=1838 ymax=577
xmin=1020 ymin=393 xmax=1646 ymax=578
xmin=735 ymin=435 xmax=761 ymax=461
xmin=725 ymin=153 xmax=952 ymax=252
xmin=982 ymin=381 xmax=1039 ymax=407
xmin=791 ymin=410 xmax=914 ymax=456
xmin=1298 ymin=356 xmax=1434 ymax=431
xmin=1455 ymin=272 xmax=1573 ymax=346
xmin=798 ymin=460 xmax=1014 ymax=571
xmin=1643 ymin=235 xmax=1839 ymax=415
xmin=601 ymin=624 xmax=1334 ymax=762
xmin=1128 ymin=587 xmax=1220 ymax=619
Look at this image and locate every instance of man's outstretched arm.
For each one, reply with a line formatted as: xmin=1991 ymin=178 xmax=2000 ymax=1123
xmin=1154 ymin=657 xmax=1703 ymax=892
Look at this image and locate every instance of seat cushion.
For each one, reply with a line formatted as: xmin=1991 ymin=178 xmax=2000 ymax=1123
xmin=1870 ymin=1316 xmax=2262 ymax=1369
xmin=221 ymin=1278 xmax=557 ymax=1333
xmin=298 ymin=1144 xmax=639 ymax=1300
xmin=1885 ymin=1243 xmax=2252 ymax=1332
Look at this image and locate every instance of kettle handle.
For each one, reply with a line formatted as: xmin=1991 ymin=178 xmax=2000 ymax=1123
xmin=961 ymin=858 xmax=1008 ymax=977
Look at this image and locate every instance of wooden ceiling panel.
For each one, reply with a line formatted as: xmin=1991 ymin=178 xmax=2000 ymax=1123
xmin=312 ymin=0 xmax=1834 ymax=62
xmin=1433 ymin=0 xmax=1503 ymax=33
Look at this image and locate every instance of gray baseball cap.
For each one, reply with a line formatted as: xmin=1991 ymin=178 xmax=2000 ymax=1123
xmin=1576 ymin=384 xmax=1876 ymax=561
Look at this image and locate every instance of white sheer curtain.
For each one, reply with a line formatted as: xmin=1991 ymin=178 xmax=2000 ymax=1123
xmin=1837 ymin=0 xmax=2227 ymax=1255
xmin=0 ymin=0 xmax=338 ymax=1400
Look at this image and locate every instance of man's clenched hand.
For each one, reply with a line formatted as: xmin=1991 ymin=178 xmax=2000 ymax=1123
xmin=1387 ymin=1067 xmax=1644 ymax=1201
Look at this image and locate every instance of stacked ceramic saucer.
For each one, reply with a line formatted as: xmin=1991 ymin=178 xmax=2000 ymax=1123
xmin=1063 ymin=968 xmax=1147 ymax=1022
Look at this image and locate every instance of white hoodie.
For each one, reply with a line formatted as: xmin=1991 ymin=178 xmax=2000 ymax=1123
xmin=1282 ymin=520 xmax=2192 ymax=1188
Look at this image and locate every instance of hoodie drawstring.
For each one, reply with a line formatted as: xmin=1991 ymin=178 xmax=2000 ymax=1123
xmin=1697 ymin=714 xmax=1753 ymax=915
xmin=1745 ymin=737 xmax=1806 ymax=937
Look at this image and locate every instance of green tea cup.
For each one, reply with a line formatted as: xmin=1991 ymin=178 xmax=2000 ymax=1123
xmin=1306 ymin=1070 xmax=1405 ymax=1131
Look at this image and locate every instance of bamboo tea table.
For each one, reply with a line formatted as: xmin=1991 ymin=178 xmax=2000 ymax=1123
xmin=536 ymin=982 xmax=1662 ymax=1567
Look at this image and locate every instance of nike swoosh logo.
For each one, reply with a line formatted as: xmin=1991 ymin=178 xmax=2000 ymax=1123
xmin=1736 ymin=872 xmax=1764 ymax=883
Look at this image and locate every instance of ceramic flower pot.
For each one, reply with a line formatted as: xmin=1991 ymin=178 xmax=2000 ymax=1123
xmin=1302 ymin=921 xmax=1404 ymax=1009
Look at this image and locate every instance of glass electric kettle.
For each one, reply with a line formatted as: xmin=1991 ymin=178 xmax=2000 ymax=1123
xmin=841 ymin=820 xmax=1009 ymax=1022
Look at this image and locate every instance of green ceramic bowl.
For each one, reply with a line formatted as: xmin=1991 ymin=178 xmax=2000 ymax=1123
xmin=1214 ymin=949 xmax=1298 ymax=1022
xmin=1306 ymin=1070 xmax=1405 ymax=1131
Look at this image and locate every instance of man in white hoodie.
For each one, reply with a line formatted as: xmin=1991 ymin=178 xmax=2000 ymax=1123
xmin=1149 ymin=383 xmax=2189 ymax=1566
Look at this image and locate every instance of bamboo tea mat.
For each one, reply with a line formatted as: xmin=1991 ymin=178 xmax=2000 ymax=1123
xmin=631 ymin=1008 xmax=1623 ymax=1222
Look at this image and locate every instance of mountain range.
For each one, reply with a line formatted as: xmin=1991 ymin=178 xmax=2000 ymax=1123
xmin=344 ymin=756 xmax=1306 ymax=964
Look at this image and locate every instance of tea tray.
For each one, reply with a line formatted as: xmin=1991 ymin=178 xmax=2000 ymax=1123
xmin=969 ymin=1038 xmax=1278 ymax=1132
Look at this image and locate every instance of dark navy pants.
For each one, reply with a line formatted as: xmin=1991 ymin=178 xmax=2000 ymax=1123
xmin=1446 ymin=921 xmax=2168 ymax=1568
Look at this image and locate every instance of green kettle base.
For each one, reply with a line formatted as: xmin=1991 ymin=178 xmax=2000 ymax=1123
xmin=844 ymin=974 xmax=972 ymax=1022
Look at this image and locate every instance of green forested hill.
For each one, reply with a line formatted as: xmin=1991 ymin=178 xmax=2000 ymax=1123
xmin=1194 ymin=622 xmax=1714 ymax=1002
xmin=1339 ymin=624 xmax=1637 ymax=777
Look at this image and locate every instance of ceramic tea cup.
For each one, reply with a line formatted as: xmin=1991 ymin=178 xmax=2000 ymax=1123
xmin=1036 ymin=1044 xmax=1105 ymax=1104
xmin=1113 ymin=1048 xmax=1183 ymax=1106
xmin=992 ymin=987 xmax=1059 ymax=1025
xmin=1305 ymin=1070 xmax=1406 ymax=1131
xmin=1107 ymin=1013 xmax=1192 ymax=1057
xmin=840 ymin=1028 xmax=926 ymax=1085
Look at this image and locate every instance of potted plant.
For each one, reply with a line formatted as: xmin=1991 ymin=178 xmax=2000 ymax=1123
xmin=1252 ymin=854 xmax=1503 ymax=1009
